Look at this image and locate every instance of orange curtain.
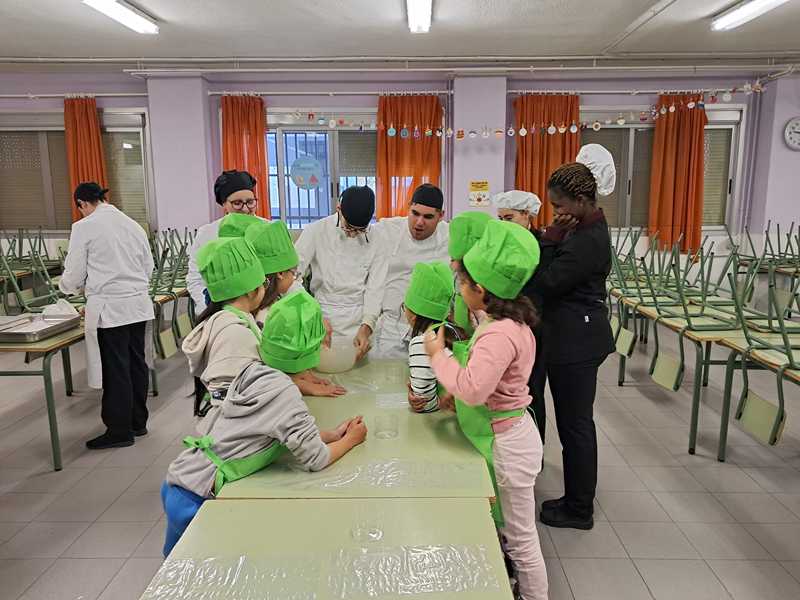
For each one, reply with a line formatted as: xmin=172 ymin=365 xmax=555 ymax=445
xmin=376 ymin=95 xmax=442 ymax=218
xmin=221 ymin=95 xmax=270 ymax=219
xmin=514 ymin=95 xmax=580 ymax=227
xmin=648 ymin=94 xmax=707 ymax=253
xmin=64 ymin=97 xmax=108 ymax=222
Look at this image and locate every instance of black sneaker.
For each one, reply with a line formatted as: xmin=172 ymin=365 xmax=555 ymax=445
xmin=541 ymin=496 xmax=566 ymax=512
xmin=133 ymin=428 xmax=148 ymax=437
xmin=86 ymin=432 xmax=134 ymax=450
xmin=540 ymin=504 xmax=594 ymax=530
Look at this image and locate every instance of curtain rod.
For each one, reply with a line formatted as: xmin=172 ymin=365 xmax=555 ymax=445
xmin=209 ymin=90 xmax=452 ymax=97
xmin=0 ymin=92 xmax=148 ymax=99
xmin=508 ymin=88 xmax=737 ymax=96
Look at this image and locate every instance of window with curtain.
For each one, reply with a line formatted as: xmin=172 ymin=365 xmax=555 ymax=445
xmin=102 ymin=131 xmax=148 ymax=229
xmin=576 ymin=120 xmax=734 ymax=229
xmin=0 ymin=127 xmax=149 ymax=230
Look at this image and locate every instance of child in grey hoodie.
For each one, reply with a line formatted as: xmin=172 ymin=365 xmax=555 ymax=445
xmin=162 ymin=279 xmax=367 ymax=556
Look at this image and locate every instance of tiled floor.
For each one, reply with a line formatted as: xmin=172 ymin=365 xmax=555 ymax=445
xmin=1 ymin=334 xmax=800 ymax=599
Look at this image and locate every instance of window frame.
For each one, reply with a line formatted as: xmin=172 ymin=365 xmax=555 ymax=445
xmin=0 ymin=108 xmax=152 ymax=233
xmin=578 ymin=104 xmax=746 ymax=234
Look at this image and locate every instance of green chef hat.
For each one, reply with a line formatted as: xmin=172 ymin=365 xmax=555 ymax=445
xmin=449 ymin=211 xmax=493 ymax=260
xmin=197 ymin=237 xmax=265 ymax=302
xmin=218 ymin=213 xmax=261 ymax=238
xmin=245 ymin=220 xmax=299 ymax=276
xmin=404 ymin=261 xmax=454 ymax=322
xmin=259 ymin=290 xmax=326 ymax=373
xmin=463 ymin=220 xmax=540 ymax=299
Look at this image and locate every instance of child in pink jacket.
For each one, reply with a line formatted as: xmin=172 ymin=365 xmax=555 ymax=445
xmin=424 ymin=219 xmax=546 ymax=600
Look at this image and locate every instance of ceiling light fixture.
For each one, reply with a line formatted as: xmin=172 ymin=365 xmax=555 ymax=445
xmin=82 ymin=0 xmax=159 ymax=34
xmin=406 ymin=0 xmax=432 ymax=33
xmin=711 ymin=0 xmax=790 ymax=31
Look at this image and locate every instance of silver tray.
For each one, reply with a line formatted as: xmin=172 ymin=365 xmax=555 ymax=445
xmin=0 ymin=314 xmax=81 ymax=343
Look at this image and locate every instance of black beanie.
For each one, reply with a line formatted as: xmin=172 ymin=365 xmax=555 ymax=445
xmin=410 ymin=183 xmax=443 ymax=210
xmin=340 ymin=186 xmax=375 ymax=228
xmin=214 ymin=170 xmax=257 ymax=205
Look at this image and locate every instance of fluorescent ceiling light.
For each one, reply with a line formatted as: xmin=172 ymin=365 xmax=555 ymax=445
xmin=83 ymin=0 xmax=159 ymax=34
xmin=406 ymin=0 xmax=432 ymax=33
xmin=711 ymin=0 xmax=790 ymax=31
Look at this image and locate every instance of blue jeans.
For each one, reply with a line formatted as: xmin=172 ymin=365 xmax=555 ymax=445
xmin=160 ymin=481 xmax=205 ymax=557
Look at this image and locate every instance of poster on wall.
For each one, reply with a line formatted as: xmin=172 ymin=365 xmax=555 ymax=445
xmin=290 ymin=157 xmax=323 ymax=190
xmin=468 ymin=180 xmax=491 ymax=207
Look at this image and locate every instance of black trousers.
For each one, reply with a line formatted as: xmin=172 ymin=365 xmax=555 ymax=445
xmin=548 ymin=356 xmax=605 ymax=518
xmin=98 ymin=321 xmax=149 ymax=437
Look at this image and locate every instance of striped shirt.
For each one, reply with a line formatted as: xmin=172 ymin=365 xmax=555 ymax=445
xmin=408 ymin=334 xmax=439 ymax=412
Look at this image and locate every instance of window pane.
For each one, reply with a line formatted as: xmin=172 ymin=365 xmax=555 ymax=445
xmin=102 ymin=131 xmax=148 ymax=230
xmin=703 ymin=129 xmax=732 ymax=226
xmin=337 ymin=131 xmax=376 ymax=177
xmin=580 ymin=128 xmax=628 ymax=227
xmin=282 ymin=131 xmax=331 ymax=229
xmin=631 ymin=128 xmax=654 ymax=228
xmin=0 ymin=132 xmax=48 ymax=229
xmin=47 ymin=132 xmax=72 ymax=229
xmin=267 ymin=132 xmax=280 ymax=219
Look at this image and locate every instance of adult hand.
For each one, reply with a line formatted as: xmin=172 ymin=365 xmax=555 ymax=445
xmin=552 ymin=213 xmax=579 ymax=231
xmin=423 ymin=326 xmax=445 ymax=358
xmin=354 ymin=324 xmax=372 ymax=361
xmin=322 ymin=318 xmax=333 ymax=348
xmin=407 ymin=382 xmax=430 ymax=412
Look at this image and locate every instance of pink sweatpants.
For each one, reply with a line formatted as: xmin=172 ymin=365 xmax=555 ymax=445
xmin=494 ymin=412 xmax=548 ymax=600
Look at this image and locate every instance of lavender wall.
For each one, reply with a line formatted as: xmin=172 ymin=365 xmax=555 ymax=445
xmin=0 ymin=72 xmax=146 ymax=111
xmin=146 ymin=76 xmax=215 ymax=229
xmin=749 ymin=76 xmax=800 ymax=230
xmin=451 ymin=77 xmax=507 ymax=215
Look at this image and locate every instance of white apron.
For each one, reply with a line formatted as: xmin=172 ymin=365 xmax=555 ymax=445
xmin=84 ymin=293 xmax=155 ymax=389
xmin=318 ymin=292 xmax=364 ymax=343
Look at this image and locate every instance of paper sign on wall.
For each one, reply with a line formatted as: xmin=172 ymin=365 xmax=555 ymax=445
xmin=468 ymin=180 xmax=491 ymax=207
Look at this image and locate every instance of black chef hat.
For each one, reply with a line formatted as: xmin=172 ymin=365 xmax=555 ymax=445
xmin=339 ymin=186 xmax=375 ymax=228
xmin=74 ymin=182 xmax=108 ymax=204
xmin=410 ymin=183 xmax=443 ymax=210
xmin=214 ymin=170 xmax=257 ymax=205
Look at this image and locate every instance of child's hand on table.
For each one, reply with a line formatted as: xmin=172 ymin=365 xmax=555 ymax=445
xmin=291 ymin=372 xmax=347 ymax=397
xmin=406 ymin=383 xmax=429 ymax=413
xmin=423 ymin=326 xmax=445 ymax=357
xmin=322 ymin=417 xmax=360 ymax=442
xmin=343 ymin=416 xmax=367 ymax=446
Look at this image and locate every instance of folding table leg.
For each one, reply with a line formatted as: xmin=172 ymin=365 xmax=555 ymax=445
xmin=43 ymin=351 xmax=62 ymax=471
xmin=716 ymin=350 xmax=740 ymax=462
xmin=702 ymin=342 xmax=712 ymax=387
xmin=687 ymin=339 xmax=704 ymax=455
xmin=61 ymin=347 xmax=73 ymax=396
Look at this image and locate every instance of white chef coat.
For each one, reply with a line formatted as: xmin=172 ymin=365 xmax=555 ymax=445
xmin=370 ymin=217 xmax=449 ymax=358
xmin=295 ymin=214 xmax=387 ymax=343
xmin=187 ymin=214 xmax=268 ymax=314
xmin=59 ymin=203 xmax=155 ymax=389
xmin=187 ymin=217 xmax=223 ymax=314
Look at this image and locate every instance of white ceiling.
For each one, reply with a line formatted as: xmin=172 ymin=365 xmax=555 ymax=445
xmin=0 ymin=0 xmax=798 ymax=61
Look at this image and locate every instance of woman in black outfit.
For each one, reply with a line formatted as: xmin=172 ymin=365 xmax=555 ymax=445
xmin=524 ymin=147 xmax=616 ymax=530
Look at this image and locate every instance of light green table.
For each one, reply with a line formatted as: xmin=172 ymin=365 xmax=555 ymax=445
xmin=218 ymin=360 xmax=494 ymax=500
xmin=142 ymin=498 xmax=513 ymax=600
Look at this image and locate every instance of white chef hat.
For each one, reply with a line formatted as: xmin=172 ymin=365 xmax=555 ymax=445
xmin=492 ymin=190 xmax=542 ymax=215
xmin=576 ymin=144 xmax=616 ymax=197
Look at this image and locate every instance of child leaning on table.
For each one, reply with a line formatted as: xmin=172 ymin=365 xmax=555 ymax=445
xmin=161 ymin=290 xmax=367 ymax=557
xmin=423 ymin=220 xmax=547 ymax=600
xmin=403 ymin=262 xmax=464 ymax=413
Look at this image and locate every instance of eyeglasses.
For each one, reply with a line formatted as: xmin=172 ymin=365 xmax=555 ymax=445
xmin=228 ymin=197 xmax=258 ymax=210
xmin=336 ymin=213 xmax=370 ymax=240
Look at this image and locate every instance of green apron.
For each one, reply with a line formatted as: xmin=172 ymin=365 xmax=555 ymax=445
xmin=223 ymin=305 xmax=262 ymax=342
xmin=451 ymin=327 xmax=524 ymax=527
xmin=182 ymin=435 xmax=288 ymax=496
xmin=453 ymin=294 xmax=475 ymax=337
xmin=187 ymin=306 xmax=284 ymax=496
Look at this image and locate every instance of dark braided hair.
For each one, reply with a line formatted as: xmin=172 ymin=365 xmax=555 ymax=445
xmin=547 ymin=162 xmax=597 ymax=203
xmin=456 ymin=261 xmax=539 ymax=330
